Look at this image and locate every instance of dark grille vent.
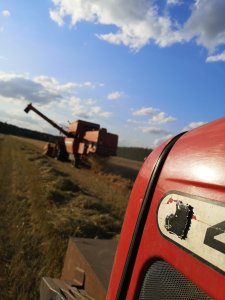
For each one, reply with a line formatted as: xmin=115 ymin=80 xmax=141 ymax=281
xmin=139 ymin=260 xmax=211 ymax=300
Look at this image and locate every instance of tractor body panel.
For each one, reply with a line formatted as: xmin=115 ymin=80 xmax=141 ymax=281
xmin=108 ymin=117 xmax=225 ymax=300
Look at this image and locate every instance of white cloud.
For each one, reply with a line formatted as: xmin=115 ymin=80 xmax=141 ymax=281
xmin=139 ymin=126 xmax=169 ymax=134
xmin=133 ymin=106 xmax=158 ymax=116
xmin=0 ymin=72 xmax=112 ymax=124
xmin=0 ymin=73 xmax=99 ymax=105
xmin=0 ymin=73 xmax=62 ymax=104
xmin=206 ymin=51 xmax=225 ymax=62
xmin=49 ymin=9 xmax=64 ymax=26
xmin=107 ymin=91 xmax=124 ymax=100
xmin=0 ymin=27 xmax=4 ymax=33
xmin=83 ymin=81 xmax=96 ymax=88
xmin=0 ymin=105 xmax=57 ymax=133
xmin=167 ymin=0 xmax=182 ymax=6
xmin=181 ymin=0 xmax=225 ymax=52
xmin=84 ymin=98 xmax=96 ymax=105
xmin=2 ymin=10 xmax=10 ymax=17
xmin=183 ymin=121 xmax=207 ymax=131
xmin=92 ymin=106 xmax=112 ymax=118
xmin=127 ymin=119 xmax=146 ymax=124
xmin=34 ymin=76 xmax=96 ymax=92
xmin=153 ymin=134 xmax=173 ymax=147
xmin=66 ymin=96 xmax=111 ymax=119
xmin=150 ymin=112 xmax=176 ymax=124
xmin=49 ymin=0 xmax=181 ymax=50
xmin=49 ymin=0 xmax=225 ymax=60
xmin=34 ymin=76 xmax=77 ymax=94
xmin=132 ymin=107 xmax=176 ymax=123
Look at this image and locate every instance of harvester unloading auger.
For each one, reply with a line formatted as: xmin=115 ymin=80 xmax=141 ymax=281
xmin=24 ymin=103 xmax=118 ymax=167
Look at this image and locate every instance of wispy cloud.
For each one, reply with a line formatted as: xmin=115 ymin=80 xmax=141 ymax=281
xmin=49 ymin=9 xmax=64 ymax=26
xmin=150 ymin=112 xmax=176 ymax=124
xmin=107 ymin=91 xmax=124 ymax=100
xmin=127 ymin=118 xmax=146 ymax=124
xmin=167 ymin=0 xmax=182 ymax=6
xmin=132 ymin=107 xmax=176 ymax=124
xmin=1 ymin=10 xmax=10 ymax=17
xmin=139 ymin=126 xmax=169 ymax=134
xmin=133 ymin=106 xmax=159 ymax=116
xmin=70 ymin=97 xmax=112 ymax=119
xmin=153 ymin=134 xmax=173 ymax=147
xmin=183 ymin=121 xmax=207 ymax=131
xmin=206 ymin=51 xmax=225 ymax=63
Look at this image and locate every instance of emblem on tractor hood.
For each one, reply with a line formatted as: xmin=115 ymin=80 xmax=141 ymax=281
xmin=165 ymin=201 xmax=193 ymax=239
xmin=157 ymin=192 xmax=225 ymax=274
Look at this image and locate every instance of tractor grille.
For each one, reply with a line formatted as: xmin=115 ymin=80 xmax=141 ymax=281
xmin=139 ymin=260 xmax=211 ymax=300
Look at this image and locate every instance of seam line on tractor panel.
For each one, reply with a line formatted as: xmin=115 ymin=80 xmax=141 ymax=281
xmin=116 ymin=131 xmax=187 ymax=300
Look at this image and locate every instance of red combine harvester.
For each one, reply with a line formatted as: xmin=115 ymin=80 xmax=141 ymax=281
xmin=24 ymin=103 xmax=118 ymax=167
xmin=40 ymin=116 xmax=225 ymax=299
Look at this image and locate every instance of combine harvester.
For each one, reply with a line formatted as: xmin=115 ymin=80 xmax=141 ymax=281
xmin=24 ymin=103 xmax=118 ymax=167
xmin=39 ymin=116 xmax=225 ymax=299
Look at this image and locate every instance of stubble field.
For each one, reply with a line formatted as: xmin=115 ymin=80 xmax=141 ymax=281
xmin=0 ymin=135 xmax=142 ymax=299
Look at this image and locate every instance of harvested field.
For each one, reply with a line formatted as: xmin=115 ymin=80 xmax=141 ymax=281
xmin=0 ymin=135 xmax=142 ymax=299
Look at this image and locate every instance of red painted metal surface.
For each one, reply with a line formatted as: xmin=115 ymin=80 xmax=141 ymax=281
xmin=43 ymin=143 xmax=57 ymax=157
xmin=84 ymin=129 xmax=118 ymax=156
xmin=107 ymin=117 xmax=225 ymax=300
xmin=107 ymin=140 xmax=168 ymax=299
xmin=60 ymin=238 xmax=117 ymax=300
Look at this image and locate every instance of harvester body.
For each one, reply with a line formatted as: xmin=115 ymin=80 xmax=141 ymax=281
xmin=83 ymin=129 xmax=118 ymax=156
xmin=24 ymin=103 xmax=118 ymax=165
xmin=67 ymin=120 xmax=100 ymax=135
xmin=40 ymin=116 xmax=225 ymax=299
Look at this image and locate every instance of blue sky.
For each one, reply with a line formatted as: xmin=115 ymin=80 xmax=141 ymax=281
xmin=0 ymin=0 xmax=225 ymax=148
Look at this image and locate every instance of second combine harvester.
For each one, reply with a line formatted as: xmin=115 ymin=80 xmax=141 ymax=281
xmin=24 ymin=103 xmax=118 ymax=167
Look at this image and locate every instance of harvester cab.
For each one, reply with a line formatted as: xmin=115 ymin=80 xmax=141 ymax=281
xmin=39 ymin=116 xmax=225 ymax=299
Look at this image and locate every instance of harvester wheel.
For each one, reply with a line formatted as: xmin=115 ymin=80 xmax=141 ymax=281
xmin=71 ymin=155 xmax=81 ymax=168
xmin=56 ymin=143 xmax=68 ymax=161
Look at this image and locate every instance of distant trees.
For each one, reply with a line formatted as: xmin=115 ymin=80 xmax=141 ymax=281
xmin=0 ymin=121 xmax=57 ymax=142
xmin=117 ymin=147 xmax=152 ymax=162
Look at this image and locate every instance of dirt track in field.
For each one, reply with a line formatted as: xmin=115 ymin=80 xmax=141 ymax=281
xmin=0 ymin=135 xmax=141 ymax=299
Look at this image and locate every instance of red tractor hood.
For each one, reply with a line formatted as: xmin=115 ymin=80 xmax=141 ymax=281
xmin=108 ymin=116 xmax=225 ymax=300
